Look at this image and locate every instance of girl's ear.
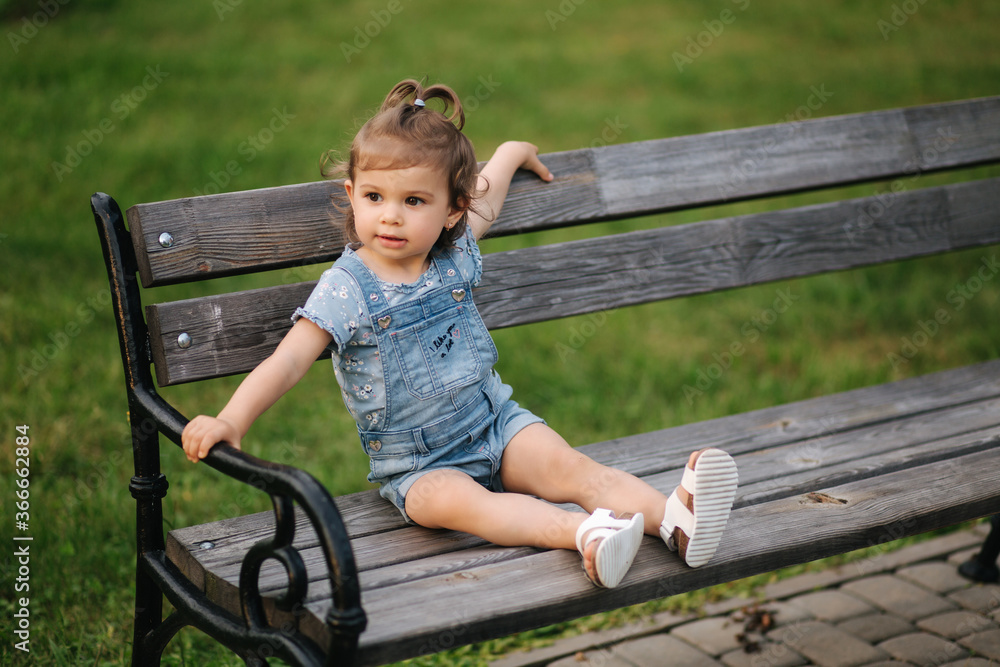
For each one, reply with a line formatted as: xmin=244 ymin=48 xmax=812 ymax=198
xmin=344 ymin=179 xmax=354 ymax=202
xmin=446 ymin=198 xmax=467 ymax=228
xmin=445 ymin=202 xmax=468 ymax=229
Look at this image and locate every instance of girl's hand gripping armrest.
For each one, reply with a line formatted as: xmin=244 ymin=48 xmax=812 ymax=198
xmin=181 ymin=318 xmax=334 ymax=463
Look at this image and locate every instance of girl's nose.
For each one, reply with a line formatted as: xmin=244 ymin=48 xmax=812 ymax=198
xmin=380 ymin=202 xmax=403 ymax=224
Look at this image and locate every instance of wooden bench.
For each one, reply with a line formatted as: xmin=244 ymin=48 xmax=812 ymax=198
xmin=92 ymin=95 xmax=1000 ymax=666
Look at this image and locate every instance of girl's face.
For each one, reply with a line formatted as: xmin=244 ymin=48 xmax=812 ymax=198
xmin=345 ymin=165 xmax=463 ymax=281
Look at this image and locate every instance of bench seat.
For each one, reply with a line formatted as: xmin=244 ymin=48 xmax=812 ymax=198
xmin=166 ymin=359 xmax=1000 ymax=666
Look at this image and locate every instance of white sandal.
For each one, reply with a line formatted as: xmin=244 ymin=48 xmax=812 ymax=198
xmin=660 ymin=448 xmax=738 ymax=568
xmin=575 ymin=508 xmax=644 ymax=588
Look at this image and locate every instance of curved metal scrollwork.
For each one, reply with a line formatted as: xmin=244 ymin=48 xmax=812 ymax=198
xmin=239 ymin=494 xmax=309 ymax=625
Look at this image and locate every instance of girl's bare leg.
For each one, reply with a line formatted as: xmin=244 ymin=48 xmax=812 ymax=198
xmin=404 ymin=468 xmax=588 ymax=550
xmin=498 ymin=423 xmax=691 ymax=536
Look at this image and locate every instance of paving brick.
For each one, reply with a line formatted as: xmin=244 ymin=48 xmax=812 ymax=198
xmin=613 ymin=633 xmax=723 ymax=667
xmin=548 ymin=647 xmax=634 ymax=667
xmin=841 ymin=575 xmax=957 ymax=621
xmin=895 ymin=562 xmax=972 ymax=594
xmin=916 ymin=610 xmax=997 ymax=640
xmin=786 ymin=590 xmax=876 ymax=623
xmin=836 ymin=613 xmax=915 ymax=643
xmin=490 ymin=610 xmax=700 ymax=667
xmin=774 ymin=620 xmax=889 ymax=667
xmin=947 ymin=547 xmax=981 ymax=567
xmin=878 ymin=632 xmax=968 ymax=666
xmin=761 ymin=569 xmax=857 ymax=601
xmin=941 ymin=659 xmax=996 ymax=667
xmin=854 ymin=531 xmax=984 ymax=575
xmin=671 ymin=617 xmax=743 ymax=656
xmin=703 ymin=596 xmax=757 ymax=618
xmin=948 ymin=584 xmax=1000 ymax=614
xmin=719 ymin=642 xmax=807 ymax=667
xmin=958 ymin=628 xmax=1000 ymax=660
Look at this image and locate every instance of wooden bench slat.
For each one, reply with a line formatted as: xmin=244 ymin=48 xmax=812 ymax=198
xmin=128 ymin=97 xmax=1000 ymax=288
xmin=147 ymin=177 xmax=1000 ymax=385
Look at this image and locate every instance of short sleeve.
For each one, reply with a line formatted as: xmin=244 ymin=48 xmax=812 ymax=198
xmin=291 ymin=266 xmax=365 ymax=350
xmin=451 ymin=225 xmax=484 ymax=287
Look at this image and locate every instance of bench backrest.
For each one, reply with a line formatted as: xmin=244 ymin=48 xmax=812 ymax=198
xmin=128 ymin=97 xmax=1000 ymax=387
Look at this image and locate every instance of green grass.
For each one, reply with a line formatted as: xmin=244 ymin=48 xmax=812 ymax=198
xmin=2 ymin=0 xmax=999 ymax=664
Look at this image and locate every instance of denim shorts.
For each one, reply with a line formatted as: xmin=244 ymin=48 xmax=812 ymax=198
xmin=358 ymin=385 xmax=545 ymax=523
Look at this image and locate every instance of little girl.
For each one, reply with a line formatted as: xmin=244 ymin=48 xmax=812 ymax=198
xmin=182 ymin=79 xmax=738 ymax=588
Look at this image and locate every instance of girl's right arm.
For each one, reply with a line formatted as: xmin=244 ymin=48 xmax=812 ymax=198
xmin=181 ymin=318 xmax=333 ymax=462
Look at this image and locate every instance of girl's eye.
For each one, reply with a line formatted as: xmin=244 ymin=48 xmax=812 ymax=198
xmin=405 ymin=196 xmax=424 ymax=206
xmin=365 ymin=193 xmax=381 ymax=202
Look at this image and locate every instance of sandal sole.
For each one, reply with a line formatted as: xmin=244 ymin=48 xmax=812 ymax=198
xmin=594 ymin=513 xmax=644 ymax=588
xmin=683 ymin=448 xmax=738 ymax=568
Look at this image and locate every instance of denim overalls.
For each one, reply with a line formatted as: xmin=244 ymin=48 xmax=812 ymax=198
xmin=299 ymin=242 xmax=543 ymax=521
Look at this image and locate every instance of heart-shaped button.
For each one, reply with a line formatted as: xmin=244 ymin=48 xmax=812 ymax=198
xmin=377 ymin=316 xmax=391 ymax=329
xmin=452 ymin=289 xmax=466 ymax=302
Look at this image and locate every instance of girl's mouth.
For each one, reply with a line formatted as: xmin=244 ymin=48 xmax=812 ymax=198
xmin=376 ymin=234 xmax=406 ymax=248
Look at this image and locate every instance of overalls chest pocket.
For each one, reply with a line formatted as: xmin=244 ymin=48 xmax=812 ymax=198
xmin=388 ymin=304 xmax=484 ymax=400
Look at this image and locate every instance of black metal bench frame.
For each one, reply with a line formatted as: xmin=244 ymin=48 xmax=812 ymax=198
xmin=93 ymin=95 xmax=1000 ymax=666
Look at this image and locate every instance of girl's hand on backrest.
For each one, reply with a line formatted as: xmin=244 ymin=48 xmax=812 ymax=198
xmin=470 ymin=141 xmax=554 ymax=239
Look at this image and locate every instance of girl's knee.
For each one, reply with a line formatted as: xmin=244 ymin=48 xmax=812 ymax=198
xmin=404 ymin=470 xmax=470 ymax=527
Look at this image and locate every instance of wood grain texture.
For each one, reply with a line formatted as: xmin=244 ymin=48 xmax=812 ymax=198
xmin=165 ymin=360 xmax=1000 ymax=665
xmin=147 ymin=177 xmax=1000 ymax=385
xmin=128 ymin=97 xmax=999 ymax=287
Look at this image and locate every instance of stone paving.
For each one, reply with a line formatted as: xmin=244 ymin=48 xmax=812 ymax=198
xmin=491 ymin=521 xmax=1000 ymax=667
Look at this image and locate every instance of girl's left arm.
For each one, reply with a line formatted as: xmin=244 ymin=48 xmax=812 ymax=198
xmin=467 ymin=141 xmax=553 ymax=240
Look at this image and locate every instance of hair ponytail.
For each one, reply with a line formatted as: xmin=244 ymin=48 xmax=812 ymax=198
xmin=380 ymin=79 xmax=466 ymax=130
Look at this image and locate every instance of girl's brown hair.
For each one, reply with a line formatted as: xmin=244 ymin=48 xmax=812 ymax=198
xmin=322 ymin=79 xmax=484 ymax=252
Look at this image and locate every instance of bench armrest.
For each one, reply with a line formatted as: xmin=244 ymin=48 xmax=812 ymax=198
xmin=148 ymin=387 xmax=368 ymax=661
